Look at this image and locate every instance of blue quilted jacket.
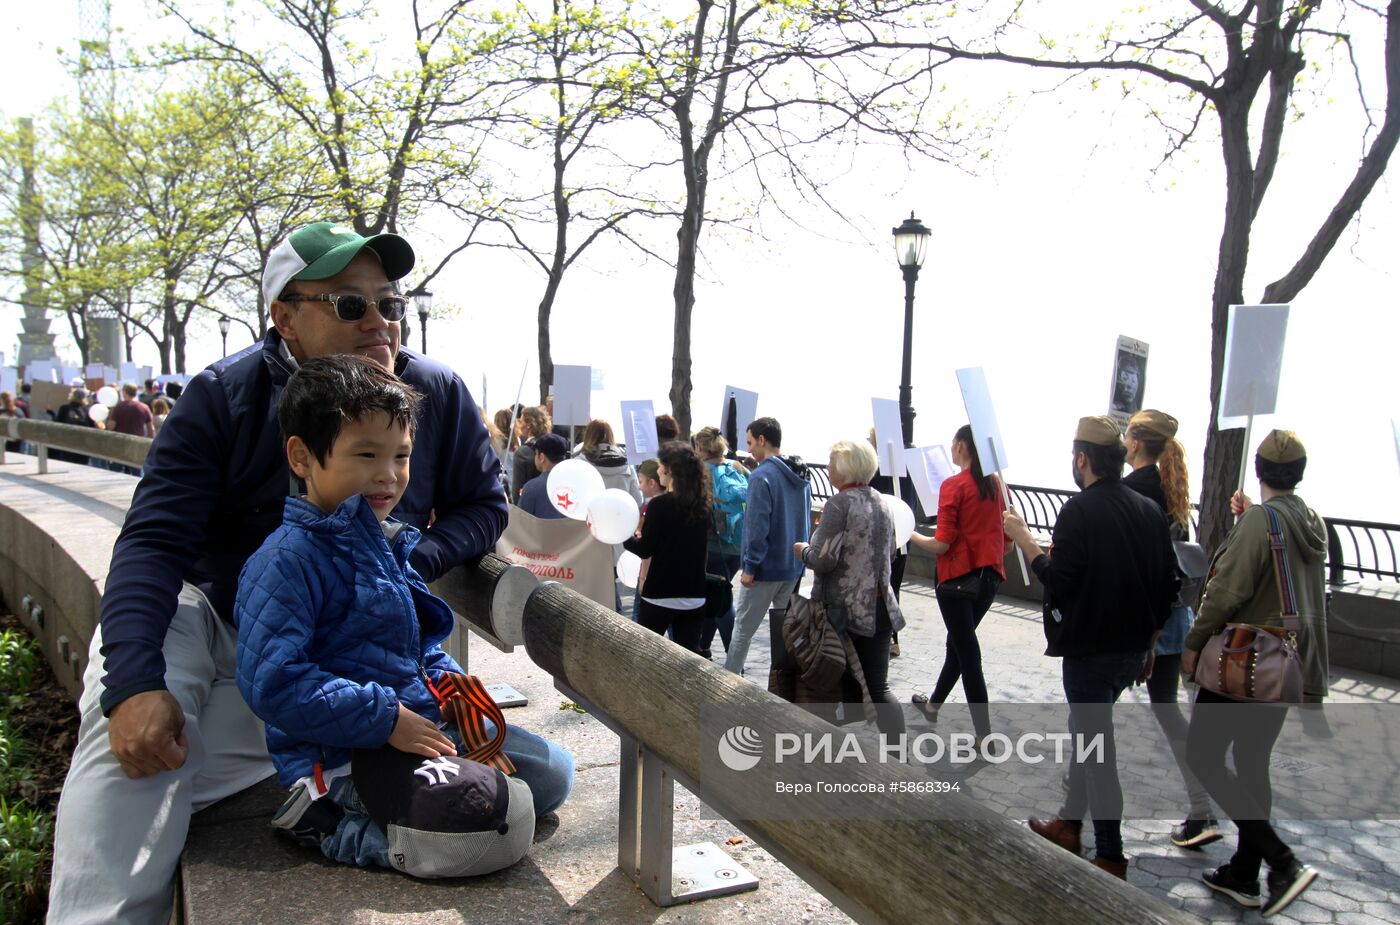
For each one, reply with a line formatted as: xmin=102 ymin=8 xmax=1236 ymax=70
xmin=235 ymin=494 xmax=462 ymax=787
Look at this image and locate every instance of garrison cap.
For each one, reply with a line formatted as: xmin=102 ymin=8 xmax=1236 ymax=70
xmin=1128 ymin=409 xmax=1179 ymax=440
xmin=1257 ymin=429 xmax=1306 ymax=463
xmin=1075 ymin=415 xmax=1122 ymax=447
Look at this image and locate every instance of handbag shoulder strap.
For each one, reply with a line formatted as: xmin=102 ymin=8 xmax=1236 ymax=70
xmin=1261 ymin=503 xmax=1301 ymax=635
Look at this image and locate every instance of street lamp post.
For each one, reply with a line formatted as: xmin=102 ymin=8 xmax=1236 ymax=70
xmin=217 ymin=315 xmax=231 ymax=357
xmin=892 ymin=212 xmax=932 ymax=448
xmin=415 ymin=290 xmax=432 ymax=355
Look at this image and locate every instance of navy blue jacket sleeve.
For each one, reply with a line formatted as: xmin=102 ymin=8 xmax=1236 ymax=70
xmin=97 ymin=371 xmax=233 ymax=715
xmin=408 ymin=368 xmax=509 ymax=583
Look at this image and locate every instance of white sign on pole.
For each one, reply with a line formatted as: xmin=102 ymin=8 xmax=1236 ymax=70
xmin=25 ymin=360 xmax=57 ymax=385
xmin=907 ymin=444 xmax=956 ymax=516
xmin=103 ymin=366 xmax=119 ymax=385
xmin=120 ymin=362 xmax=138 ymax=384
xmin=1218 ymin=304 xmax=1289 ymax=430
xmin=0 ymin=368 xmax=16 ymax=396
xmin=621 ymin=400 xmax=659 ymax=466
xmin=84 ymin=364 xmax=104 ymax=380
xmin=955 ymin=367 xmax=1011 ymax=473
xmin=590 ymin=368 xmax=605 ymax=391
xmin=139 ymin=365 xmax=153 ymax=385
xmin=719 ymin=386 xmax=759 ymax=451
xmin=1107 ymin=335 xmax=1149 ymax=428
xmin=870 ymin=398 xmax=906 ymax=478
xmin=551 ymin=365 xmax=592 ymax=427
xmin=61 ymin=365 xmax=82 ymax=385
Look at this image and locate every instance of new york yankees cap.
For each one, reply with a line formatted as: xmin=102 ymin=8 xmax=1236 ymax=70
xmin=351 ymin=746 xmax=535 ymax=878
xmin=262 ymin=221 xmax=415 ymax=311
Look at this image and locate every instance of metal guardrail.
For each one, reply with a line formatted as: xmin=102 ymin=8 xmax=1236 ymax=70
xmin=806 ymin=464 xmax=1399 ymax=585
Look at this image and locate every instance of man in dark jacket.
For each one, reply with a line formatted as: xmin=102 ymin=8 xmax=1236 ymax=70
xmin=47 ymin=222 xmax=566 ymax=925
xmin=1003 ymin=415 xmax=1177 ymax=882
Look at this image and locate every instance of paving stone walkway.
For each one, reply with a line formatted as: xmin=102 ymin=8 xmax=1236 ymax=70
xmin=683 ymin=576 xmax=1400 ymax=925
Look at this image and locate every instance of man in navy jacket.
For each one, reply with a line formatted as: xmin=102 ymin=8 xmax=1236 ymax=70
xmin=47 ymin=223 xmax=570 ymax=925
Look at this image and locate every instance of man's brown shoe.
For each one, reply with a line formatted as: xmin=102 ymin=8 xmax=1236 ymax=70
xmin=1092 ymin=856 xmax=1129 ymax=880
xmin=1028 ymin=817 xmax=1082 ymax=854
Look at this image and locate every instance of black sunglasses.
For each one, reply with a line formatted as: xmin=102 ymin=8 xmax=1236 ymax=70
xmin=282 ymin=292 xmax=409 ymax=323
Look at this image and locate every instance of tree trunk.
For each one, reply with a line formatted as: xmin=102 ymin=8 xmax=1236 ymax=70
xmin=669 ymin=201 xmax=701 ymax=439
xmin=1197 ymin=101 xmax=1255 ymax=553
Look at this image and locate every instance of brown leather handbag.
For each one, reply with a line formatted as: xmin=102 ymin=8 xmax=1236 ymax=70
xmin=1194 ymin=504 xmax=1304 ymax=704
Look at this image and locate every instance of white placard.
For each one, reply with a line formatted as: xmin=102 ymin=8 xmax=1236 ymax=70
xmin=551 ymin=365 xmax=592 ymax=427
xmin=870 ymin=398 xmax=906 ymax=478
xmin=1107 ymin=335 xmax=1149 ymax=427
xmin=103 ymin=366 xmax=119 ymax=385
xmin=120 ymin=362 xmax=138 ymax=384
xmin=590 ymin=369 xmax=605 ymax=391
xmin=0 ymin=368 xmax=16 ymax=396
xmin=1218 ymin=304 xmax=1289 ymax=430
xmin=621 ymin=400 xmax=659 ymax=466
xmin=956 ymin=367 xmax=1011 ymax=474
xmin=907 ymin=444 xmax=957 ymax=516
xmin=84 ymin=364 xmax=104 ymax=379
xmin=61 ymin=365 xmax=82 ymax=385
xmin=139 ymin=365 xmax=153 ymax=385
xmin=1392 ymin=419 xmax=1400 ymax=477
xmin=25 ymin=360 xmax=57 ymax=384
xmin=719 ymin=386 xmax=759 ymax=452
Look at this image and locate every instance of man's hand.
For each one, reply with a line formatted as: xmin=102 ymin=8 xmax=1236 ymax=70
xmin=1135 ymin=650 xmax=1156 ymax=686
xmin=1002 ymin=509 xmax=1030 ymax=543
xmin=1181 ymin=648 xmax=1200 ymax=680
xmin=739 ymin=571 xmax=756 ymax=588
xmin=108 ymin=690 xmax=190 ymax=778
xmin=1230 ymin=490 xmax=1253 ymax=517
xmin=388 ymin=704 xmax=456 ymax=758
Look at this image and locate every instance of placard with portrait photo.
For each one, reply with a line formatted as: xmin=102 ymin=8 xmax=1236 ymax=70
xmin=1107 ymin=335 xmax=1150 ymax=427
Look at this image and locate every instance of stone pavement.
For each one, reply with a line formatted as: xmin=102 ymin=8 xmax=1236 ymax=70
xmin=691 ymin=575 xmax=1400 ymax=925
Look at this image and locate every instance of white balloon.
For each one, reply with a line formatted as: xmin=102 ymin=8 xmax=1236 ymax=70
xmin=616 ymin=551 xmax=643 ymax=589
xmin=88 ymin=403 xmax=109 ymax=423
xmin=546 ymin=458 xmax=605 ymax=520
xmin=880 ymin=493 xmax=917 ymax=546
xmin=586 ymin=488 xmax=641 ymax=545
xmin=96 ymin=386 xmax=120 ymax=408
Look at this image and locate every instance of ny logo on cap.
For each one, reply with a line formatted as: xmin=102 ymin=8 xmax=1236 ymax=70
xmin=325 ymin=224 xmax=355 ymax=237
xmin=414 ymin=757 xmax=462 ymax=786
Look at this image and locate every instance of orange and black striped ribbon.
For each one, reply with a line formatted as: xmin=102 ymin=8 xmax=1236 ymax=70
xmin=425 ymin=672 xmax=516 ymax=775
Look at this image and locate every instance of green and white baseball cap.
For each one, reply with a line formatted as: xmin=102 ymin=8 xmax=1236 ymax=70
xmin=262 ymin=221 xmax=416 ymax=309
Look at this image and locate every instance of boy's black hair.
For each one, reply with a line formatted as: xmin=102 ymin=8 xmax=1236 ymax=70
xmin=747 ymin=416 xmax=782 ymax=447
xmin=1255 ymin=455 xmax=1306 ymax=491
xmin=279 ymin=355 xmax=422 ymax=464
xmin=1072 ymin=440 xmax=1127 ymax=481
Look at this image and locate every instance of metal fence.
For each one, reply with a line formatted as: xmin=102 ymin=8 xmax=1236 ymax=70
xmin=805 ymin=464 xmax=1399 ymax=586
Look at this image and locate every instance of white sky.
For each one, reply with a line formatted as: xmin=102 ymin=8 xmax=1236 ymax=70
xmin=3 ymin=1 xmax=1398 ymax=522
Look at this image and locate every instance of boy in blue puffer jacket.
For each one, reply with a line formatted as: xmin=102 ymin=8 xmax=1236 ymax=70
xmin=235 ymin=355 xmax=567 ymax=875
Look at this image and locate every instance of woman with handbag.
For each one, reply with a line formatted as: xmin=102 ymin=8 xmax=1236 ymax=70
xmin=1121 ymin=410 xmax=1221 ymax=849
xmin=792 ymin=439 xmax=905 ymax=740
xmin=906 ymin=424 xmax=1008 ymax=740
xmin=1181 ymin=430 xmax=1327 ymax=917
xmin=623 ymin=442 xmax=713 ymax=653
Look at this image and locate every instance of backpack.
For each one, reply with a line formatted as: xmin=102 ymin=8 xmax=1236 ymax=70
xmin=707 ymin=461 xmax=748 ymax=549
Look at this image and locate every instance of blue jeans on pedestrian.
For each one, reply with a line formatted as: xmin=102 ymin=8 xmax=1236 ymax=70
xmin=321 ymin=721 xmax=575 ymax=869
xmin=1059 ymin=650 xmax=1147 ymax=862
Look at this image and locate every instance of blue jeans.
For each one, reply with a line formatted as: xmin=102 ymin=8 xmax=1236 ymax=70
xmin=1059 ymin=650 xmax=1147 ymax=862
xmin=322 ymin=721 xmax=575 ymax=869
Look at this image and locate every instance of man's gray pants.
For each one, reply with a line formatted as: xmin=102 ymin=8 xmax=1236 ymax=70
xmin=724 ymin=578 xmax=797 ymax=675
xmin=47 ymin=585 xmax=274 ymax=925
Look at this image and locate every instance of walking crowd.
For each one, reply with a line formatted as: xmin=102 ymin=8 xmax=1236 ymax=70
xmin=34 ymin=220 xmax=1332 ymax=924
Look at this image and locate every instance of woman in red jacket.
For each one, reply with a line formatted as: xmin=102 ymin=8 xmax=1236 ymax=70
xmin=909 ymin=424 xmax=1008 ymax=739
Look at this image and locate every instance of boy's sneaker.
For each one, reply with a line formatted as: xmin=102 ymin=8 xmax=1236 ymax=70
xmin=1202 ymin=864 xmax=1262 ymax=908
xmin=1262 ymin=860 xmax=1318 ymax=918
xmin=1171 ymin=816 xmax=1224 ymax=849
xmin=270 ymin=786 xmax=344 ymax=847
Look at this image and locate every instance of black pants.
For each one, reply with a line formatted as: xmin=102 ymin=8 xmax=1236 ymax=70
xmin=638 ymin=600 xmax=704 ymax=654
xmin=929 ymin=567 xmax=1001 ymax=738
xmin=1187 ymin=688 xmax=1294 ymax=879
xmin=840 ymin=597 xmax=906 ymax=740
xmin=1146 ymin=653 xmax=1213 ymax=818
